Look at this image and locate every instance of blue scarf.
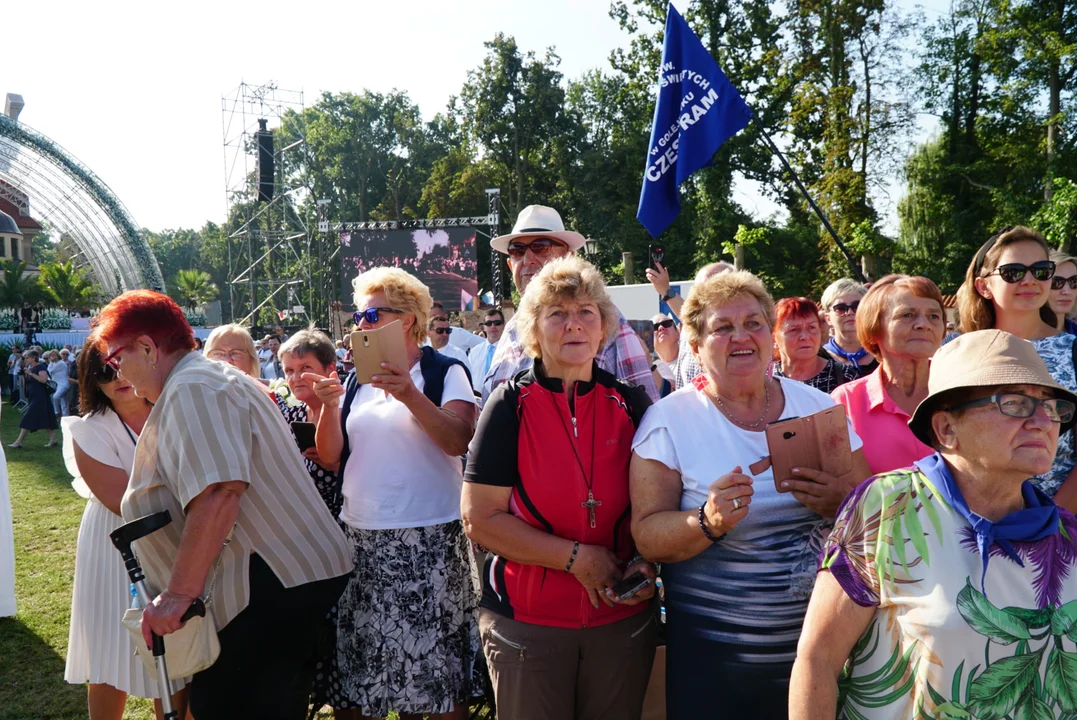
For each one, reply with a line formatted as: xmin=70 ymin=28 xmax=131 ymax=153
xmin=824 ymin=337 xmax=870 ymax=365
xmin=915 ymin=453 xmax=1059 ymax=592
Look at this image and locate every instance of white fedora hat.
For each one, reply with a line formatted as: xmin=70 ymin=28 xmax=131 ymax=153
xmin=491 ymin=205 xmax=586 ymax=255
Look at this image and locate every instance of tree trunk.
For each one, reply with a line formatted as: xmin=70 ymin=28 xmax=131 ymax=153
xmin=1047 ymin=58 xmax=1061 ymax=200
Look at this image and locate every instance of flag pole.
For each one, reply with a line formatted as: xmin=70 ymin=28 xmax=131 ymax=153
xmin=749 ymin=114 xmax=867 ymax=283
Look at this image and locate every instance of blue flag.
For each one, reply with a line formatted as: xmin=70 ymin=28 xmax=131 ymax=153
xmin=637 ymin=4 xmax=753 ymax=238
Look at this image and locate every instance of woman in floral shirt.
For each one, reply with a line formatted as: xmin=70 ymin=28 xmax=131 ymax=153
xmin=791 ymin=330 xmax=1077 ymax=719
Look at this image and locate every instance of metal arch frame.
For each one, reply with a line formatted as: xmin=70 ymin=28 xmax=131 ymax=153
xmin=0 ymin=114 xmax=164 ymax=293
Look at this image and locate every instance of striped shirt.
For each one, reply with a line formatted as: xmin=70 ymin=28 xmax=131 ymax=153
xmin=122 ymin=352 xmax=353 ymax=630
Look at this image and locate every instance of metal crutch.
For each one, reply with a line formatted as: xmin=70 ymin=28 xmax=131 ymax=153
xmin=111 ymin=510 xmax=206 ymax=720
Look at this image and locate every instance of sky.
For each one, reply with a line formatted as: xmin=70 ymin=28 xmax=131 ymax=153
xmin=9 ymin=0 xmax=945 ymax=237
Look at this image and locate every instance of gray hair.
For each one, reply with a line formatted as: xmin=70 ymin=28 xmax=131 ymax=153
xmin=279 ymin=326 xmax=337 ymax=370
xmin=820 ymin=278 xmax=868 ymax=311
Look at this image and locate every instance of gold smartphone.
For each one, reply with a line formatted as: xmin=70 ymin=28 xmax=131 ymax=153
xmin=349 ymin=320 xmax=408 ymax=384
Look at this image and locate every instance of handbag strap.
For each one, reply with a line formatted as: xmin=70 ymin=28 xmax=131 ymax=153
xmin=202 ymin=526 xmax=235 ymax=606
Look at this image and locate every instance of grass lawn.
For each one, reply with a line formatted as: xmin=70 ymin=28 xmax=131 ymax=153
xmin=0 ymin=405 xmax=487 ymax=720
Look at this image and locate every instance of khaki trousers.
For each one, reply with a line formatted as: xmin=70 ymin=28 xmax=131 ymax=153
xmin=479 ymin=607 xmax=658 ymax=720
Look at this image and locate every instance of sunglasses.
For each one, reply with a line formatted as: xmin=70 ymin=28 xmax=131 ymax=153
xmin=982 ymin=261 xmax=1055 ymax=284
xmin=481 ymin=320 xmax=504 ymax=327
xmin=831 ymin=301 xmax=860 ymax=315
xmin=1052 ymin=275 xmax=1077 ymax=290
xmin=101 ymin=345 xmax=127 ymax=371
xmin=506 ymin=237 xmax=567 ymax=259
xmin=653 ymin=319 xmax=675 ymax=330
xmin=353 ymin=307 xmax=404 ymax=325
xmin=95 ymin=363 xmax=118 ymax=383
xmin=431 ymin=327 xmax=452 ymax=335
xmin=948 ymin=393 xmax=1075 ymax=424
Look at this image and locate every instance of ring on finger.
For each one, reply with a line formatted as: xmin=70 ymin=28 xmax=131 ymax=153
xmin=732 ymin=497 xmax=742 ymax=510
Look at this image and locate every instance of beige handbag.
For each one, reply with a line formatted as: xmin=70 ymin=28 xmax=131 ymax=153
xmin=122 ymin=552 xmax=224 ymax=680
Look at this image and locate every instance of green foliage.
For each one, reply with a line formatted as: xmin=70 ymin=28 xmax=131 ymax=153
xmin=36 ymin=261 xmax=99 ymax=309
xmin=173 ymin=269 xmax=218 ymax=309
xmin=1033 ymin=177 xmax=1077 ymax=251
xmin=0 ymin=259 xmax=43 ymax=307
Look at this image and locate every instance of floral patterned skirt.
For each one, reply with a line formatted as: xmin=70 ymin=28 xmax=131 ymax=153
xmin=332 ymin=521 xmax=479 ymax=716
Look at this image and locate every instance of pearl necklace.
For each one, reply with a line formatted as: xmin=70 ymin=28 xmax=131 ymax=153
xmin=708 ymin=380 xmax=771 ymax=429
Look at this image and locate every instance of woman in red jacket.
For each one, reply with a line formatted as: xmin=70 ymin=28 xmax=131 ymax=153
xmin=461 ymin=256 xmax=658 ymax=720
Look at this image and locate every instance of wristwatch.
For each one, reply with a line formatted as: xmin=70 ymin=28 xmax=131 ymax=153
xmin=660 ymin=293 xmax=674 ymax=302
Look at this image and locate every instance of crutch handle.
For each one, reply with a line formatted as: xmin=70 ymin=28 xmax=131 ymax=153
xmin=181 ymin=598 xmax=206 ymax=622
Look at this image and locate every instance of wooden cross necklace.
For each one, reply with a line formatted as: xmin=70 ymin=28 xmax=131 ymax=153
xmin=551 ymin=382 xmax=601 ymax=528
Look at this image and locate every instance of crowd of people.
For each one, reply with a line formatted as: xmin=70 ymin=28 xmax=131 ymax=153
xmin=30 ymin=206 xmax=1077 ymax=720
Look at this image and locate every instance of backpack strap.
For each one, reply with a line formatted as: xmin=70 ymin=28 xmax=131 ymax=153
xmin=338 ymin=370 xmax=361 ymax=475
xmin=337 ymin=349 xmax=472 ymax=474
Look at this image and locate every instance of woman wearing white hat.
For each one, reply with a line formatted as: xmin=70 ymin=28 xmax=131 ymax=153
xmin=482 ymin=205 xmax=659 ymax=403
xmin=791 ymin=329 xmax=1077 ymax=719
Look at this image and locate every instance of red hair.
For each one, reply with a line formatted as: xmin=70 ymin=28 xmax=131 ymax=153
xmin=857 ymin=274 xmax=944 ymax=360
xmin=772 ymin=297 xmax=822 ymax=360
xmin=93 ymin=290 xmax=196 ymax=355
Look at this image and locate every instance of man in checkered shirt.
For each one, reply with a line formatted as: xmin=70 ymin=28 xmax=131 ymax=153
xmin=481 ymin=205 xmax=659 ymax=404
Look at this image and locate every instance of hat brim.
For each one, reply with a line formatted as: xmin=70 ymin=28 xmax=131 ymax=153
xmin=491 ymin=230 xmax=586 ymax=255
xmin=908 ymin=373 xmax=1077 ymax=446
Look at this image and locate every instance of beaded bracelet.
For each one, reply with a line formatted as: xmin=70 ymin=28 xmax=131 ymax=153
xmin=564 ymin=540 xmax=580 ymax=572
xmin=698 ymin=503 xmax=725 ymax=543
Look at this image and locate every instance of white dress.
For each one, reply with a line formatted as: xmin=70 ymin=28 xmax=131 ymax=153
xmin=61 ymin=411 xmax=186 ymax=697
xmin=0 ymin=404 xmax=15 ymax=617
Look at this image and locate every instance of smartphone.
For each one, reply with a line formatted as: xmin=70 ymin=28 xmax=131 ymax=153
xmin=765 ymin=406 xmax=853 ymax=492
xmin=350 ymin=320 xmax=408 ymax=384
xmin=291 ymin=421 xmax=317 ymax=452
xmin=648 ymin=244 xmax=666 ymax=271
xmin=610 ymin=572 xmax=653 ymax=601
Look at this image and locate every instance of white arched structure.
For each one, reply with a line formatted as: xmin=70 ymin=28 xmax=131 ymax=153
xmin=0 ymin=114 xmax=164 ymax=293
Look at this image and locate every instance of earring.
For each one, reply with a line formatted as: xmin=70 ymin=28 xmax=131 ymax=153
xmin=152 ymin=361 xmax=157 ymax=370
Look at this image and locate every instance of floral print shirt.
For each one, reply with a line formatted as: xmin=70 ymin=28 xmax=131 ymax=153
xmin=821 ymin=460 xmax=1077 ymax=719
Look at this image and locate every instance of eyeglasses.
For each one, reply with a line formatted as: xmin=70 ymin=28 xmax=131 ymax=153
xmin=353 ymin=307 xmax=404 ymax=325
xmin=506 ymin=237 xmax=568 ymax=259
xmin=653 ymin=319 xmax=675 ymax=330
xmin=831 ymin=301 xmax=860 ymax=315
xmin=1052 ymin=275 xmax=1077 ymax=290
xmin=95 ymin=363 xmax=118 ymax=383
xmin=948 ymin=393 xmax=1076 ymax=424
xmin=481 ymin=320 xmax=504 ymax=327
xmin=207 ymin=349 xmax=251 ymax=362
xmin=431 ymin=327 xmax=452 ymax=335
xmin=982 ymin=261 xmax=1055 ymax=284
xmin=101 ymin=345 xmax=127 ymax=371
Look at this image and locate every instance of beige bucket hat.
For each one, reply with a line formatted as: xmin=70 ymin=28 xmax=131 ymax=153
xmin=908 ymin=329 xmax=1077 ymax=445
xmin=491 ymin=205 xmax=586 ymax=255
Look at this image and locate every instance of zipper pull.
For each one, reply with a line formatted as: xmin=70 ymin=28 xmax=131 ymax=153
xmin=571 ymin=416 xmax=578 ymax=437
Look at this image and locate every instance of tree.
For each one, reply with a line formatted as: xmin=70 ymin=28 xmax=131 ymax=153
xmin=0 ymin=260 xmax=43 ymax=307
xmin=173 ymin=269 xmax=219 ymax=310
xmin=37 ymin=261 xmax=98 ymax=309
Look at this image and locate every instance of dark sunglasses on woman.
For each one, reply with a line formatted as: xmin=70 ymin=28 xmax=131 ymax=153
xmin=506 ymin=237 xmax=567 ymax=260
xmin=831 ymin=301 xmax=860 ymax=315
xmin=1052 ymin=275 xmax=1077 ymax=290
xmin=96 ymin=363 xmax=118 ymax=383
xmin=982 ymin=261 xmax=1055 ymax=283
xmin=653 ymin=319 xmax=675 ymax=330
xmin=481 ymin=320 xmax=504 ymax=327
xmin=353 ymin=307 xmax=404 ymax=325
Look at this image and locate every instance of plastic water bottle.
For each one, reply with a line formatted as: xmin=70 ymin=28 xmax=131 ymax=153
xmin=129 ymin=584 xmax=141 ymax=610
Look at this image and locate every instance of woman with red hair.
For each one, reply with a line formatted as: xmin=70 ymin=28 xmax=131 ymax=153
xmin=93 ymin=290 xmax=353 ymax=719
xmin=831 ymin=275 xmax=945 ymax=475
xmin=772 ymin=298 xmax=858 ymax=394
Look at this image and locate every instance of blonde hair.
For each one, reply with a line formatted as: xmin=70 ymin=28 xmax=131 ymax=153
xmin=204 ymin=323 xmax=260 ymax=378
xmin=351 ymin=266 xmax=433 ymax=346
xmin=515 ymin=256 xmax=618 ymax=360
xmin=820 ymin=278 xmax=867 ymax=311
xmin=682 ymin=270 xmax=776 ymax=349
xmin=957 ymin=226 xmax=1054 ymax=333
xmin=1050 ymin=249 xmax=1077 ymax=275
